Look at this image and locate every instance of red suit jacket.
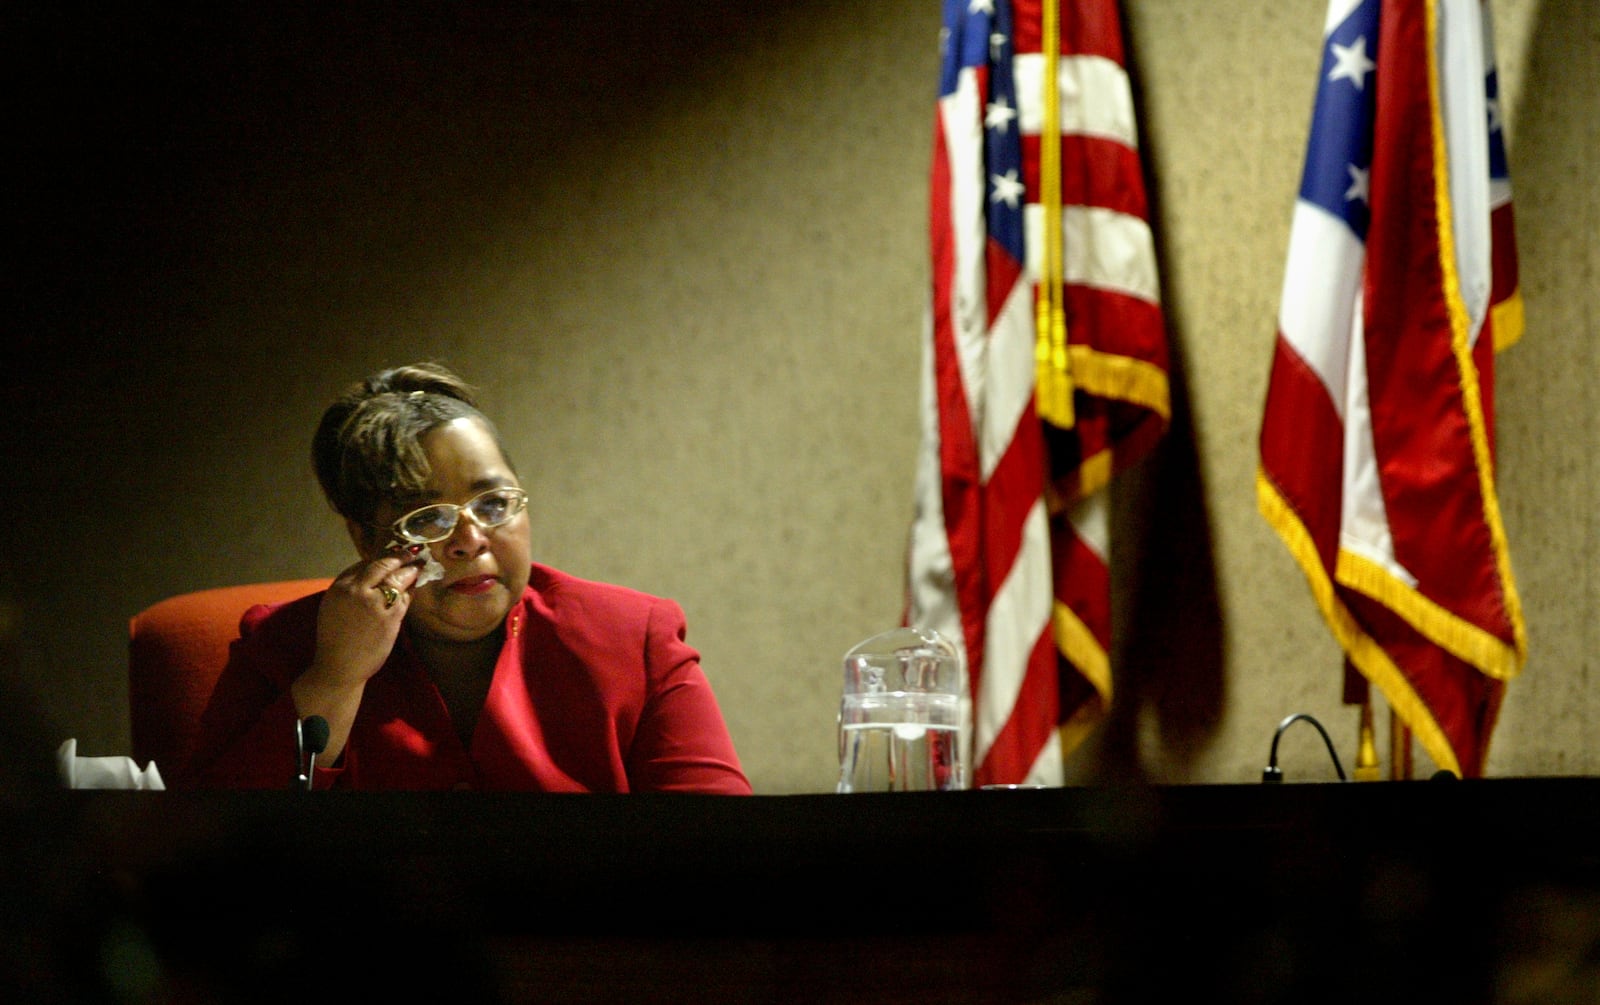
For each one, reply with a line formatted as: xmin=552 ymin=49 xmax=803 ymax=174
xmin=184 ymin=563 xmax=751 ymax=793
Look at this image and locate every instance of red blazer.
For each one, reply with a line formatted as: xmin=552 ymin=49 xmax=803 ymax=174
xmin=184 ymin=563 xmax=751 ymax=793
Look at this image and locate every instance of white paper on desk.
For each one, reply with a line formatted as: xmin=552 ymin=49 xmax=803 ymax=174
xmin=56 ymin=738 xmax=165 ymax=790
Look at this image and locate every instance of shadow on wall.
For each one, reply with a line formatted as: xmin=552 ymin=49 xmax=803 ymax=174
xmin=1498 ymin=0 xmax=1598 ymax=445
xmin=1102 ymin=332 xmax=1226 ymax=782
xmin=1488 ymin=0 xmax=1600 ymax=776
xmin=1071 ymin=14 xmax=1226 ymax=784
xmin=1505 ymin=0 xmax=1596 ymax=285
xmin=0 ymin=589 xmax=86 ymax=1001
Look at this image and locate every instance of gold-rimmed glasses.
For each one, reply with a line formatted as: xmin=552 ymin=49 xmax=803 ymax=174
xmin=379 ymin=487 xmax=528 ymax=545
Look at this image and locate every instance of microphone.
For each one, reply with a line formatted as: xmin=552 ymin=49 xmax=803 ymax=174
xmin=296 ymin=715 xmax=330 ymax=791
xmin=1261 ymin=712 xmax=1347 ymax=782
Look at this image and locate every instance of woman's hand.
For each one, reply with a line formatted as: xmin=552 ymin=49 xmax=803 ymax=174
xmin=308 ymin=549 xmax=424 ymax=687
xmin=291 ymin=547 xmax=425 ymax=766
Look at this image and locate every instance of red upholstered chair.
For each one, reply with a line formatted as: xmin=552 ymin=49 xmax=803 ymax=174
xmin=128 ymin=579 xmax=331 ymax=774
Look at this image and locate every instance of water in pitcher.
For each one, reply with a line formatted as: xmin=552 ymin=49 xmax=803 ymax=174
xmin=837 ymin=692 xmax=966 ymax=792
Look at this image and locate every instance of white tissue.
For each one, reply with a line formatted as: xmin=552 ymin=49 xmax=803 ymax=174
xmin=414 ymin=547 xmax=446 ymax=586
xmin=57 ymin=738 xmax=165 ymax=790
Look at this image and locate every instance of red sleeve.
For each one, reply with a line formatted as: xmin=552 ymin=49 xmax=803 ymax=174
xmin=182 ymin=596 xmax=321 ymax=790
xmin=625 ymin=597 xmax=752 ymax=795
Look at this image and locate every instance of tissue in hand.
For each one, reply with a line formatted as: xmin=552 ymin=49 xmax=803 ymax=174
xmin=414 ymin=547 xmax=446 ymax=586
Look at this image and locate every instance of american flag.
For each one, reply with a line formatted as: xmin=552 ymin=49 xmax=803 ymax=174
xmin=1258 ymin=0 xmax=1525 ymax=777
xmin=908 ymin=0 xmax=1168 ymax=786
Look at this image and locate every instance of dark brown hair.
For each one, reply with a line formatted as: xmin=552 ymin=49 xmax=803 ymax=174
xmin=311 ymin=362 xmax=514 ymax=527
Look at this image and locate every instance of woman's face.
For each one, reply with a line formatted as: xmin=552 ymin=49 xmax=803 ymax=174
xmin=363 ymin=416 xmax=532 ymax=644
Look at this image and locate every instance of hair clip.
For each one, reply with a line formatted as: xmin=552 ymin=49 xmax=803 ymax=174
xmin=409 ymin=390 xmax=425 ymax=399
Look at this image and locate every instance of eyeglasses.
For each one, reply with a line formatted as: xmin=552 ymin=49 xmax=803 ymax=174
xmin=382 ymin=487 xmax=528 ymax=544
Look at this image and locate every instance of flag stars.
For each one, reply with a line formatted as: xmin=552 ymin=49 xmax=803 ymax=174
xmin=986 ymin=95 xmax=1018 ymax=133
xmin=1345 ymin=164 xmax=1370 ymax=204
xmin=990 ymin=169 xmax=1024 ymax=208
xmin=1486 ymin=96 xmax=1503 ymax=133
xmin=968 ymin=0 xmax=995 ymax=15
xmin=989 ymin=30 xmax=1008 ymax=62
xmin=1328 ymin=35 xmax=1375 ymax=90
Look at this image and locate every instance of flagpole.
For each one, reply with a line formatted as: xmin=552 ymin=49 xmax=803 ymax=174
xmin=1390 ymin=711 xmax=1413 ymax=780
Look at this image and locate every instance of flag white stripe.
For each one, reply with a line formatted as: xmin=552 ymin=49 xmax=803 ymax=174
xmin=980 ymin=281 xmax=1040 ymax=481
xmin=1324 ymin=0 xmax=1365 ymax=34
xmin=972 ymin=496 xmax=1053 ymax=771
xmin=1023 ymin=205 xmax=1160 ymax=304
xmin=1014 ymin=54 xmax=1137 ymax=148
xmin=1277 ymin=201 xmax=1365 ymax=418
xmin=940 ymin=72 xmax=993 ymax=452
xmin=909 ymin=309 xmax=966 ymax=656
xmin=1068 ymin=491 xmax=1109 ymax=563
xmin=1439 ymin=0 xmax=1492 ymax=341
xmin=1024 ymin=729 xmax=1064 ymax=786
xmin=1335 ymin=295 xmax=1412 ymax=586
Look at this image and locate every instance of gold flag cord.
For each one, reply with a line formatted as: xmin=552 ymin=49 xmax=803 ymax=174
xmin=1035 ymin=0 xmax=1074 ymax=429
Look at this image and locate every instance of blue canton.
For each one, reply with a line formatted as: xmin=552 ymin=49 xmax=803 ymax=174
xmin=1299 ymin=0 xmax=1380 ymax=241
xmin=1485 ymin=66 xmax=1509 ymax=183
xmin=941 ymin=0 xmax=1025 ymax=265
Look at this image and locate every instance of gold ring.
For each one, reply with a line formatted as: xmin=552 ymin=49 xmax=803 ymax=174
xmin=379 ymin=585 xmax=400 ymax=609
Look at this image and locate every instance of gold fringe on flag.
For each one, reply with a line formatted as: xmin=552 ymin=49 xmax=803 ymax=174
xmin=1034 ymin=0 xmax=1074 ymax=430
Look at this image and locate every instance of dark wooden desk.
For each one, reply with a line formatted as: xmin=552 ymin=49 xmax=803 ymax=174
xmin=17 ymin=780 xmax=1600 ymax=1003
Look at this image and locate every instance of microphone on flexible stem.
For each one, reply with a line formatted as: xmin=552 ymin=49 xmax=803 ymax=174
xmin=1262 ymin=712 xmax=1348 ymax=782
xmin=295 ymin=715 xmax=330 ymax=791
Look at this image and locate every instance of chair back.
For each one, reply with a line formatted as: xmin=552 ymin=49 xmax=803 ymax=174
xmin=128 ymin=579 xmax=330 ymax=772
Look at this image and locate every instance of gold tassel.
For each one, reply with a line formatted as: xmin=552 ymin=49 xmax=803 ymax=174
xmin=1035 ymin=0 xmax=1074 ymax=430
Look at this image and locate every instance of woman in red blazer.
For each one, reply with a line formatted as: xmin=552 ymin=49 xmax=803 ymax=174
xmin=185 ymin=363 xmax=750 ymax=793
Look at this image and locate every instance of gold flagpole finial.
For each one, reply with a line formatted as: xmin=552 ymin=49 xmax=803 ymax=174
xmin=1354 ymin=692 xmax=1382 ymax=781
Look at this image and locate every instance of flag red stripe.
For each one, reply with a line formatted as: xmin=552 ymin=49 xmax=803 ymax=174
xmin=976 ymin=628 xmax=1062 ymax=784
xmin=1064 ymin=287 xmax=1164 ymax=358
xmin=1489 ymin=203 xmax=1518 ymax=307
xmin=982 ymin=408 xmax=1047 ymax=591
xmin=1053 ymin=522 xmax=1111 ymax=646
xmin=1011 ymin=0 xmax=1126 ymax=61
xmin=1344 ymin=590 xmax=1502 ymax=773
xmin=1021 ymin=134 xmax=1149 ymax=220
xmin=1259 ymin=336 xmax=1347 ymax=570
xmin=1364 ymin=3 xmax=1512 ymax=637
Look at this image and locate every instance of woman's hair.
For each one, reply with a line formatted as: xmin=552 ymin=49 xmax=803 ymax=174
xmin=312 ymin=362 xmax=514 ymax=527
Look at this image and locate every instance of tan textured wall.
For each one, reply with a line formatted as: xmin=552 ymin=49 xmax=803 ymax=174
xmin=7 ymin=1 xmax=1595 ymax=793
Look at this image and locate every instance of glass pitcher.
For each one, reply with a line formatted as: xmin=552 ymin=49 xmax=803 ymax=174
xmin=836 ymin=627 xmax=969 ymax=792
